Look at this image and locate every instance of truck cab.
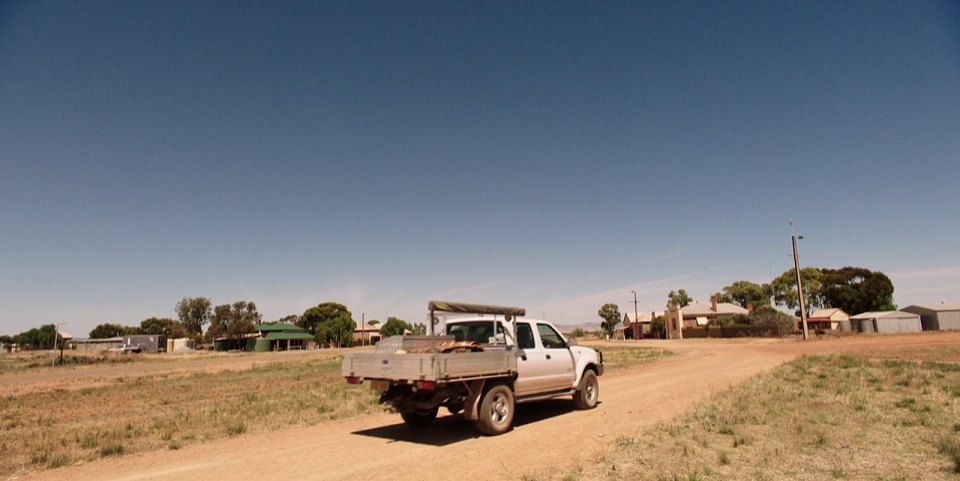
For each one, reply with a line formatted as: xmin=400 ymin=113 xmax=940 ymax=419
xmin=443 ymin=317 xmax=603 ymax=398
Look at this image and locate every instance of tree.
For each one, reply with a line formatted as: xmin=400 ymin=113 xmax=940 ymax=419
xmin=139 ymin=317 xmax=187 ymax=338
xmin=411 ymin=322 xmax=427 ymax=335
xmin=597 ymin=303 xmax=621 ymax=339
xmin=650 ymin=316 xmax=666 ymax=338
xmin=720 ymin=281 xmax=771 ymax=309
xmin=207 ymin=301 xmax=260 ymax=344
xmin=667 ymin=289 xmax=692 ymax=308
xmin=17 ymin=324 xmax=56 ymax=350
xmin=89 ymin=323 xmax=129 ymax=339
xmin=712 ymin=291 xmax=734 ymax=304
xmin=277 ymin=314 xmax=300 ymax=325
xmin=818 ymin=267 xmax=896 ymax=314
xmin=300 ymin=302 xmax=351 ymax=335
xmin=569 ymin=328 xmax=586 ymax=338
xmin=750 ymin=306 xmax=795 ymax=336
xmin=380 ymin=317 xmax=413 ymax=337
xmin=713 ymin=314 xmax=752 ymax=326
xmin=176 ymin=297 xmax=212 ymax=339
xmin=316 ymin=314 xmax=355 ymax=348
xmin=771 ymin=268 xmax=824 ymax=314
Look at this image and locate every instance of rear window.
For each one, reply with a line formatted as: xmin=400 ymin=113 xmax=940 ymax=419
xmin=446 ymin=321 xmax=504 ymax=344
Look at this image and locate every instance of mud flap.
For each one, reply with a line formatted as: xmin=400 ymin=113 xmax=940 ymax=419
xmin=463 ymin=380 xmax=485 ymax=421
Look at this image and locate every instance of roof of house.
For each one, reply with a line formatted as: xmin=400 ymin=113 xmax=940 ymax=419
xmin=808 ymin=308 xmax=849 ymax=320
xmin=354 ymin=322 xmax=382 ymax=332
xmin=902 ymin=304 xmax=960 ymax=313
xmin=75 ymin=336 xmax=123 ymax=343
xmin=266 ymin=332 xmax=315 ymax=341
xmin=850 ymin=310 xmax=920 ymax=320
xmin=681 ymin=302 xmax=749 ymax=316
xmin=623 ymin=312 xmax=660 ymax=324
xmin=254 ymin=323 xmax=306 ymax=333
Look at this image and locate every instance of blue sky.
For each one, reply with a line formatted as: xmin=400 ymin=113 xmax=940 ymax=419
xmin=2 ymin=1 xmax=959 ymax=336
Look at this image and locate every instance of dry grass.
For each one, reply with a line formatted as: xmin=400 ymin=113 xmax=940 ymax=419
xmin=589 ymin=346 xmax=673 ymax=371
xmin=0 ymin=351 xmax=169 ymax=375
xmin=854 ymin=343 xmax=960 ymax=365
xmin=0 ymin=354 xmax=378 ymax=477
xmin=540 ymin=349 xmax=960 ymax=481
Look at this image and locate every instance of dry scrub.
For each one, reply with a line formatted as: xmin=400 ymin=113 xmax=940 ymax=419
xmin=588 ymin=346 xmax=673 ymax=371
xmin=0 ymin=351 xmax=168 ymax=375
xmin=539 ymin=349 xmax=960 ymax=481
xmin=0 ymin=354 xmax=378 ymax=477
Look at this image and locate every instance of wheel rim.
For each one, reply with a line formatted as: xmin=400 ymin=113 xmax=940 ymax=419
xmin=585 ymin=377 xmax=597 ymax=402
xmin=489 ymin=392 xmax=509 ymax=424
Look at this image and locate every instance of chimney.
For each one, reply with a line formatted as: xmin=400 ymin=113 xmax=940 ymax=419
xmin=711 ymin=295 xmax=718 ymax=313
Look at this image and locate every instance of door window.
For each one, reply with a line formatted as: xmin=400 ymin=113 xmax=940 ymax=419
xmin=536 ymin=324 xmax=567 ymax=349
xmin=516 ymin=323 xmax=535 ymax=349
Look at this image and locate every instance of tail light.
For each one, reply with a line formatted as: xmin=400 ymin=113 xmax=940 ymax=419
xmin=415 ymin=380 xmax=436 ymax=391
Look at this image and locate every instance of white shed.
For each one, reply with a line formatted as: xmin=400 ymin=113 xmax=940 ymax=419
xmin=850 ymin=311 xmax=922 ymax=334
xmin=901 ymin=304 xmax=960 ymax=331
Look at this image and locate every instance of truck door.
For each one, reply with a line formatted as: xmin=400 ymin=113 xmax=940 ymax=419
xmin=514 ymin=322 xmax=549 ymax=396
xmin=534 ymin=323 xmax=576 ymax=392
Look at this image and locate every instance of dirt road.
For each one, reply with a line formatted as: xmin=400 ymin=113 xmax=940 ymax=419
xmin=16 ymin=333 xmax=960 ymax=481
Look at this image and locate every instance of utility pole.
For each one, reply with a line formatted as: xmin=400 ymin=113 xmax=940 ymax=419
xmin=631 ymin=290 xmax=639 ymax=339
xmin=361 ymin=313 xmax=365 ymax=346
xmin=52 ymin=323 xmax=58 ymax=367
xmin=791 ymin=220 xmax=810 ymax=340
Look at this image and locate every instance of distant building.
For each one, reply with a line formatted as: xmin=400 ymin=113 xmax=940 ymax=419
xmin=663 ymin=297 xmax=751 ymax=339
xmin=123 ymin=334 xmax=166 ymax=353
xmin=353 ymin=322 xmax=383 ymax=346
xmin=849 ymin=311 xmax=922 ymax=334
xmin=806 ymin=308 xmax=850 ymax=332
xmin=680 ymin=297 xmax=749 ymax=329
xmin=621 ymin=311 xmax=661 ymax=339
xmin=254 ymin=323 xmax=315 ymax=351
xmin=901 ymin=304 xmax=960 ymax=331
xmin=75 ymin=336 xmax=123 ymax=352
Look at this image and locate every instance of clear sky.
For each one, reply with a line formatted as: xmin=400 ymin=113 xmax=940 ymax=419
xmin=2 ymin=1 xmax=959 ymax=336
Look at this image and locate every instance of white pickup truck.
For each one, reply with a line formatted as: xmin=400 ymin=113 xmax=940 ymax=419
xmin=342 ymin=301 xmax=604 ymax=435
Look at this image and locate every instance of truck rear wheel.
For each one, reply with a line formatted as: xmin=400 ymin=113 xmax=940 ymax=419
xmin=401 ymin=407 xmax=438 ymax=427
xmin=573 ymin=370 xmax=598 ymax=409
xmin=475 ymin=384 xmax=514 ymax=436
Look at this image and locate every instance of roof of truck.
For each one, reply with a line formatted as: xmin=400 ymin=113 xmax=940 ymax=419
xmin=428 ymin=301 xmax=526 ymax=317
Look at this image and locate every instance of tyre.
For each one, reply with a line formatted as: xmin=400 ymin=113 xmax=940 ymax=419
xmin=474 ymin=384 xmax=515 ymax=436
xmin=573 ymin=370 xmax=599 ymax=409
xmin=400 ymin=407 xmax=438 ymax=427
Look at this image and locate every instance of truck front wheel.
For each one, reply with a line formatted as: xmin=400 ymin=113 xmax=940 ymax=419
xmin=573 ymin=370 xmax=599 ymax=409
xmin=401 ymin=407 xmax=439 ymax=427
xmin=475 ymin=384 xmax=514 ymax=436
